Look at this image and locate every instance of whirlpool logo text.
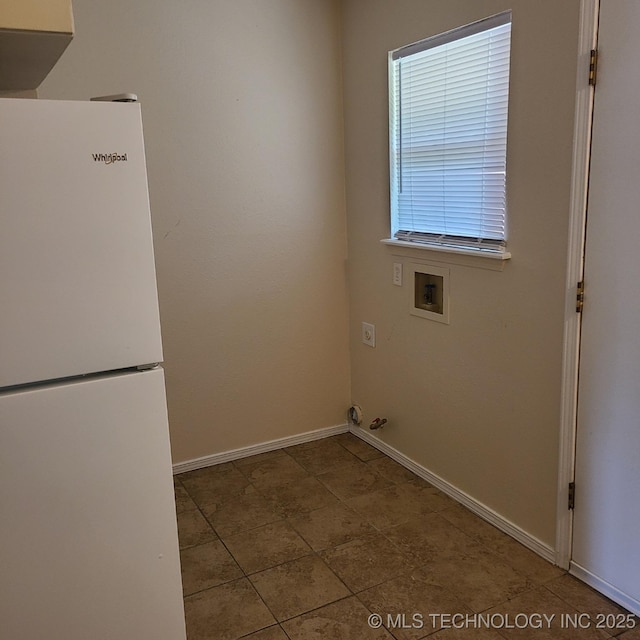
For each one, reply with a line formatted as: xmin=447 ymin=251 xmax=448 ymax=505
xmin=92 ymin=153 xmax=128 ymax=164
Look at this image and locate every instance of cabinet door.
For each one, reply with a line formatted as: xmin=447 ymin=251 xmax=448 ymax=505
xmin=0 ymin=0 xmax=73 ymax=32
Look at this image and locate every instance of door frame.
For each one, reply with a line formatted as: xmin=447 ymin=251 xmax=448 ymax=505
xmin=556 ymin=0 xmax=599 ymax=570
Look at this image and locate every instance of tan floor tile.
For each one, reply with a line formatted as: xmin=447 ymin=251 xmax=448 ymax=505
xmin=200 ymin=491 xmax=281 ymax=537
xmin=184 ymin=577 xmax=275 ymax=640
xmin=357 ymin=568 xmax=472 ymax=640
xmin=347 ymin=482 xmax=454 ymax=529
xmin=317 ymin=459 xmax=394 ymax=500
xmin=332 ymin=433 xmax=386 ymax=461
xmin=241 ymin=626 xmax=290 ymax=640
xmin=383 ymin=512 xmax=483 ymax=565
xmin=320 ymin=534 xmax=414 ymax=593
xmin=289 ymin=502 xmax=377 ymax=551
xmin=222 ymin=520 xmax=312 ymax=574
xmin=486 ymin=585 xmax=610 ymax=639
xmin=179 ymin=463 xmax=254 ymax=508
xmin=430 ymin=627 xmax=506 ymax=639
xmin=619 ymin=627 xmax=640 ymax=640
xmin=440 ymin=505 xmax=563 ymax=584
xmin=495 ymin=541 xmax=564 ymax=585
xmin=261 ymin=475 xmax=340 ymax=517
xmin=283 ymin=437 xmax=336 ymax=452
xmin=286 ymin=439 xmax=360 ymax=475
xmin=440 ymin=504 xmax=514 ymax=546
xmin=407 ymin=475 xmax=440 ymax=490
xmin=181 ymin=461 xmax=236 ymax=475
xmin=174 ymin=481 xmax=198 ymax=514
xmin=180 ymin=539 xmax=243 ymax=596
xmin=176 ymin=447 xmax=639 ymax=640
xmin=249 ymin=554 xmax=350 ymax=622
xmin=420 ymin=544 xmax=534 ymax=612
xmin=177 ymin=509 xmax=217 ymax=550
xmin=281 ymin=596 xmax=394 ymax=639
xmin=365 ymin=457 xmax=423 ymax=485
xmin=233 ymin=449 xmax=289 ymax=467
xmin=240 ymin=454 xmax=310 ymax=489
xmin=546 ymin=574 xmax=631 ymax=622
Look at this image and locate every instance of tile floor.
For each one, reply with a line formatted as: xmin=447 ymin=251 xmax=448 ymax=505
xmin=174 ymin=433 xmax=638 ymax=640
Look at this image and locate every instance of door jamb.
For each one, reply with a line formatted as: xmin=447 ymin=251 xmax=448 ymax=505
xmin=555 ymin=0 xmax=599 ymax=569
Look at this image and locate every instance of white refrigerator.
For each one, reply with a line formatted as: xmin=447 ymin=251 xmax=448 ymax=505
xmin=0 ymin=98 xmax=186 ymax=640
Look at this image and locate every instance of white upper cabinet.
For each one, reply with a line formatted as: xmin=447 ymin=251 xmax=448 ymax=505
xmin=0 ymin=0 xmax=74 ymax=91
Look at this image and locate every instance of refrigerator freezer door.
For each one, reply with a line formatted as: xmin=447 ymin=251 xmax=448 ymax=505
xmin=0 ymin=368 xmax=186 ymax=640
xmin=0 ymin=98 xmax=163 ymax=388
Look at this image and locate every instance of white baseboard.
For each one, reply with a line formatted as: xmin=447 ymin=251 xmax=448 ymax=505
xmin=570 ymin=562 xmax=640 ymax=617
xmin=172 ymin=423 xmax=350 ymax=474
xmin=349 ymin=426 xmax=556 ymax=565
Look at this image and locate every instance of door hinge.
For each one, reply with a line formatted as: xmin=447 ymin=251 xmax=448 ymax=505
xmin=568 ymin=482 xmax=576 ymax=510
xmin=589 ymin=49 xmax=598 ymax=86
xmin=576 ymin=281 xmax=585 ymax=313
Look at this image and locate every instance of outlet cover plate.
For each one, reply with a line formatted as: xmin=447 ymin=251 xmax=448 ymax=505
xmin=362 ymin=322 xmax=375 ymax=347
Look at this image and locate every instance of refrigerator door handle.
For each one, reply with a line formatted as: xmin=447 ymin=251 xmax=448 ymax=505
xmin=136 ymin=362 xmax=160 ymax=371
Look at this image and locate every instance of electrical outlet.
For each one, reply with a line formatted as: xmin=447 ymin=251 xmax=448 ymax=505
xmin=362 ymin=322 xmax=376 ymax=347
xmin=393 ymin=262 xmax=403 ymax=286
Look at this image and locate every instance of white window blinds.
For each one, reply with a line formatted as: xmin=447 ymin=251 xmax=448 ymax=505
xmin=389 ymin=12 xmax=512 ymax=252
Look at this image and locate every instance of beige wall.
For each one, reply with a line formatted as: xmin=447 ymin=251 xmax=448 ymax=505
xmin=36 ymin=0 xmax=583 ymax=549
xmin=342 ymin=0 xmax=580 ymax=547
xmin=40 ymin=0 xmax=351 ymax=463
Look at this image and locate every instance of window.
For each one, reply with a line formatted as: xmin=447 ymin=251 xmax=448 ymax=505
xmin=388 ymin=12 xmax=512 ymax=254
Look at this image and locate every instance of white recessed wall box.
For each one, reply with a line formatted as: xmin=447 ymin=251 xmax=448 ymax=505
xmin=409 ymin=263 xmax=450 ymax=324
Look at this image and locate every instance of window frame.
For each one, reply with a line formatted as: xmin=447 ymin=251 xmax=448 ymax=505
xmin=387 ymin=12 xmax=512 ymax=258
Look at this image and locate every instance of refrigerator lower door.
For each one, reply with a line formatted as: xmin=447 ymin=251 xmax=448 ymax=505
xmin=0 ymin=368 xmax=185 ymax=640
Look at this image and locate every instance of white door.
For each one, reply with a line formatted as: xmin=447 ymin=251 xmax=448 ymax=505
xmin=0 ymin=368 xmax=186 ymax=640
xmin=0 ymin=98 xmax=163 ymax=388
xmin=572 ymin=0 xmax=640 ymax=615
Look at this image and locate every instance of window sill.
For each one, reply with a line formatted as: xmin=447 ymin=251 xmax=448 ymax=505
xmin=381 ymin=238 xmax=511 ymax=271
